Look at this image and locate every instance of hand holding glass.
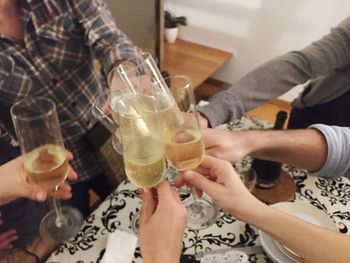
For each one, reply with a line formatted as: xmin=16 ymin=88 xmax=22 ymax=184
xmin=11 ymin=97 xmax=83 ymax=241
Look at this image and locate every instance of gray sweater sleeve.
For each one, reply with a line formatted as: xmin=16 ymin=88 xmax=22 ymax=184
xmin=198 ymin=16 xmax=350 ymax=127
xmin=309 ymin=124 xmax=350 ymax=179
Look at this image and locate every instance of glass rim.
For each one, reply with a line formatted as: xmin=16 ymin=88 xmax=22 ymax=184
xmin=114 ymin=94 xmax=160 ymax=120
xmin=108 ymin=52 xmax=154 ymax=84
xmin=10 ymin=97 xmax=57 ymax=121
xmin=161 ymin=74 xmax=192 ymax=89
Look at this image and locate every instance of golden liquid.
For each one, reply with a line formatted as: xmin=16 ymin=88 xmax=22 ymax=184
xmin=124 ymin=139 xmax=166 ymax=188
xmin=24 ymin=144 xmax=68 ymax=190
xmin=158 ymin=102 xmax=184 ymax=144
xmin=166 ymin=129 xmax=204 ymax=171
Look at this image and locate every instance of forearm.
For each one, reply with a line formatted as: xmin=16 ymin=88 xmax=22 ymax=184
xmin=198 ymin=16 xmax=350 ymax=128
xmin=242 ymin=129 xmax=327 ymax=171
xmin=244 ymin=204 xmax=350 ymax=263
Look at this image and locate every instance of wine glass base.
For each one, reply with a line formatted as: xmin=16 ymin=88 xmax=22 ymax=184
xmin=130 ymin=212 xmax=140 ymax=234
xmin=184 ymin=195 xmax=220 ymax=230
xmin=40 ymin=206 xmax=83 ymax=241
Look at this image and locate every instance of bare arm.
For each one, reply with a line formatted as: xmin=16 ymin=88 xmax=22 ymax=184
xmin=203 ymin=128 xmax=327 ymax=172
xmin=246 ymin=203 xmax=349 ymax=263
xmin=177 ymin=155 xmax=350 ymax=263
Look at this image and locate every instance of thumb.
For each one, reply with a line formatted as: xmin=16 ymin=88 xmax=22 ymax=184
xmin=139 ymin=189 xmax=156 ymax=226
xmin=183 ymin=171 xmax=222 ymax=198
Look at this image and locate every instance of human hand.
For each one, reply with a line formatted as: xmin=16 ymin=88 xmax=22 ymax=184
xmin=0 ymin=152 xmax=77 ymax=206
xmin=176 ymin=155 xmax=263 ymax=221
xmin=139 ymin=181 xmax=187 ymax=263
xmin=198 ymin=113 xmax=209 ymax=128
xmin=0 ymin=219 xmax=18 ymax=251
xmin=203 ymin=128 xmax=251 ymax=163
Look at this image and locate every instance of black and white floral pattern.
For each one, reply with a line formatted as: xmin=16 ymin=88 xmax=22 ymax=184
xmin=46 ymin=117 xmax=350 ymax=263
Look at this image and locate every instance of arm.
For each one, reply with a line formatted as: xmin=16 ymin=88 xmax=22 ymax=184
xmin=177 ymin=155 xmax=350 ymax=263
xmin=203 ymin=124 xmax=350 ymax=178
xmin=69 ymin=0 xmax=141 ymax=77
xmin=198 ymin=16 xmax=350 ymax=127
xmin=203 ymin=128 xmax=328 ymax=172
xmin=139 ymin=181 xmax=187 ymax=263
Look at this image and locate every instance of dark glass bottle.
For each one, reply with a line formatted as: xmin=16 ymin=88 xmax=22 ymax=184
xmin=252 ymin=111 xmax=288 ymax=188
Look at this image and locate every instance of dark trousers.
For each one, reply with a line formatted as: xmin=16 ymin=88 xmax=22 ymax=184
xmin=61 ymin=174 xmax=113 ymax=218
xmin=288 ymin=88 xmax=350 ymax=129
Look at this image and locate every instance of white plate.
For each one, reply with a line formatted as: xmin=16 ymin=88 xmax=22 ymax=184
xmin=258 ymin=201 xmax=337 ymax=263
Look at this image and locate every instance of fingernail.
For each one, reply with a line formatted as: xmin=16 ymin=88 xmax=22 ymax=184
xmin=36 ymin=191 xmax=46 ymax=202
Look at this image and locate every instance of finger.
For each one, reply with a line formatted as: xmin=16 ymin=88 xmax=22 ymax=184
xmin=175 ymin=172 xmax=186 ymax=188
xmin=156 ymin=181 xmax=176 ymax=206
xmin=51 ymin=184 xmax=72 ymax=200
xmin=200 ymin=155 xmax=233 ymax=177
xmin=33 ymin=191 xmax=47 ymax=202
xmin=0 ymin=243 xmax=13 ymax=250
xmin=182 ymin=170 xmax=222 ymax=198
xmin=139 ymin=188 xmax=156 ymax=226
xmin=0 ymin=229 xmax=16 ymax=241
xmin=67 ymin=166 xmax=78 ymax=181
xmin=66 ymin=151 xmax=73 ymax=160
xmin=169 ymin=186 xmax=182 ymax=205
xmin=0 ymin=234 xmax=18 ymax=248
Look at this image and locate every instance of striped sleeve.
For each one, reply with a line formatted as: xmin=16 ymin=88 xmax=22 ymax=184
xmin=309 ymin=124 xmax=350 ymax=179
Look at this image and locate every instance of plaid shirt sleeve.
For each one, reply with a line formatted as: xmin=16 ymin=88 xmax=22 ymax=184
xmin=0 ymin=54 xmax=32 ymax=100
xmin=69 ymin=0 xmax=142 ymax=77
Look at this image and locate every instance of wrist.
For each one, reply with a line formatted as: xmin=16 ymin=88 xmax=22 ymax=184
xmin=235 ymin=130 xmax=261 ymax=157
xmin=244 ymin=130 xmax=274 ymax=158
xmin=143 ymin=250 xmax=179 ymax=263
xmin=232 ymin=197 xmax=269 ymax=225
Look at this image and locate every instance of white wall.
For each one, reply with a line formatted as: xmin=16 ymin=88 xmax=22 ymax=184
xmin=164 ymin=0 xmax=350 ymax=101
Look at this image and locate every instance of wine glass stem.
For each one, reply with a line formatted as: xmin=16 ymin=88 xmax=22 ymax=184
xmin=190 ymin=187 xmax=204 ymax=214
xmin=53 ymin=197 xmax=66 ymax=228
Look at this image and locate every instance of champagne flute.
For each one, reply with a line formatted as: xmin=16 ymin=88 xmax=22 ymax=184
xmin=114 ymin=93 xmax=166 ymax=232
xmin=162 ymin=75 xmax=219 ymax=230
xmin=91 ymin=86 xmax=123 ymax=153
xmin=114 ymin=53 xmax=184 ymax=184
xmin=11 ymin=97 xmax=83 ymax=241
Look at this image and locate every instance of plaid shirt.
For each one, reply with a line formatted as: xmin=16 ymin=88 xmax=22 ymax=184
xmin=0 ymin=0 xmax=141 ymax=181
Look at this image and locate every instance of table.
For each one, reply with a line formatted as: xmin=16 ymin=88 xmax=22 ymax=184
xmin=46 ymin=117 xmax=350 ymax=263
xmin=162 ymin=39 xmax=233 ymax=90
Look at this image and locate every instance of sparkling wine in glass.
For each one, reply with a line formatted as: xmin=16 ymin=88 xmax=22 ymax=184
xmin=162 ymin=75 xmax=219 ymax=230
xmin=114 ymin=53 xmax=184 ymax=185
xmin=113 ymin=93 xmax=166 ymax=232
xmin=11 ymin=97 xmax=83 ymax=241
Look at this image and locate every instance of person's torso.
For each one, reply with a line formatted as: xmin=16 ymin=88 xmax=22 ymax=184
xmin=0 ymin=0 xmax=100 ymax=143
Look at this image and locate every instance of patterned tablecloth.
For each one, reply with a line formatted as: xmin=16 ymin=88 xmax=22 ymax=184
xmin=46 ymin=117 xmax=350 ymax=263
